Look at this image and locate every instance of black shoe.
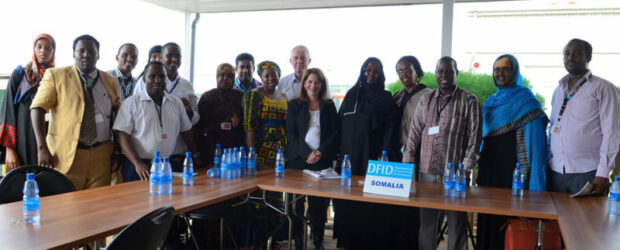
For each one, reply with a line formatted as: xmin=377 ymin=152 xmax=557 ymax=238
xmin=313 ymin=244 xmax=325 ymax=250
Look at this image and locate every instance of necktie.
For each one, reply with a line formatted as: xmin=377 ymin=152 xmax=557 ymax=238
xmin=79 ymin=73 xmax=97 ymax=144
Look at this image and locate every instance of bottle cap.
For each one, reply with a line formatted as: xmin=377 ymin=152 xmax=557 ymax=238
xmin=223 ymin=149 xmax=228 ymax=153
xmin=26 ymin=173 xmax=35 ymax=180
xmin=615 ymin=176 xmax=620 ymax=182
xmin=278 ymin=148 xmax=282 ymax=153
xmin=458 ymin=163 xmax=464 ymax=169
xmin=249 ymin=147 xmax=255 ymax=151
xmin=154 ymin=151 xmax=160 ymax=157
xmin=216 ymin=143 xmax=221 ymax=148
xmin=516 ymin=163 xmax=521 ymax=168
xmin=186 ymin=151 xmax=191 ymax=157
xmin=153 ymin=157 xmax=160 ymax=163
xmin=448 ymin=162 xmax=453 ymax=168
xmin=382 ymin=150 xmax=387 ymax=155
xmin=344 ymin=155 xmax=350 ymax=160
xmin=163 ymin=157 xmax=169 ymax=163
xmin=240 ymin=146 xmax=245 ymax=151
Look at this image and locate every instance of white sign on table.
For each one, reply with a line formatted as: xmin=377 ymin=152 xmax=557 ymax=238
xmin=362 ymin=160 xmax=414 ymax=197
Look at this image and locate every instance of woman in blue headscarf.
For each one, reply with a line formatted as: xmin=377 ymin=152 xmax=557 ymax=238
xmin=475 ymin=54 xmax=548 ymax=250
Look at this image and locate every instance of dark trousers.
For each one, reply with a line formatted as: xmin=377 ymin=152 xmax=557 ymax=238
xmin=289 ymin=195 xmax=329 ymax=250
xmin=548 ymin=168 xmax=596 ymax=193
xmin=418 ymin=173 xmax=468 ymax=250
xmin=121 ymin=154 xmax=185 ymax=182
xmin=121 ymin=157 xmax=151 ymax=182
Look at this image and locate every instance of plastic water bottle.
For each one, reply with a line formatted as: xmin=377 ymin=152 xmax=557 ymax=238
xmin=609 ymin=176 xmax=620 ymax=215
xmin=444 ymin=163 xmax=455 ymax=198
xmin=341 ymin=155 xmax=352 ymax=187
xmin=160 ymin=157 xmax=173 ymax=195
xmin=247 ymin=147 xmax=257 ymax=177
xmin=239 ymin=146 xmax=247 ymax=177
xmin=275 ymin=148 xmax=285 ymax=178
xmin=512 ymin=163 xmax=524 ymax=198
xmin=23 ymin=173 xmax=40 ymax=223
xmin=213 ymin=143 xmax=222 ymax=169
xmin=183 ymin=152 xmax=194 ymax=186
xmin=232 ymin=147 xmax=240 ymax=178
xmin=150 ymin=153 xmax=161 ymax=195
xmin=221 ymin=149 xmax=230 ymax=179
xmin=379 ymin=150 xmax=389 ymax=162
xmin=207 ymin=167 xmax=221 ymax=178
xmin=455 ymin=163 xmax=467 ymax=199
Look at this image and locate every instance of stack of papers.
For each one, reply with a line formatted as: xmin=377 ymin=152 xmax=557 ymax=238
xmin=570 ymin=181 xmax=593 ymax=198
xmin=303 ymin=168 xmax=341 ymax=179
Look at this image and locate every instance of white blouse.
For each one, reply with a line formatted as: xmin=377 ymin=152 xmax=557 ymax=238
xmin=304 ymin=110 xmax=321 ymax=150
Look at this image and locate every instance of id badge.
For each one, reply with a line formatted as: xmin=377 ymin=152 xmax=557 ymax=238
xmin=220 ymin=122 xmax=232 ymax=130
xmin=553 ymin=126 xmax=561 ymax=134
xmin=157 ymin=133 xmax=168 ymax=142
xmin=428 ymin=126 xmax=440 ymax=135
xmin=95 ymin=113 xmax=104 ymax=123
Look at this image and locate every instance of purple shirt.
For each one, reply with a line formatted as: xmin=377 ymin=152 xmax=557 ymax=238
xmin=549 ymin=71 xmax=620 ymax=178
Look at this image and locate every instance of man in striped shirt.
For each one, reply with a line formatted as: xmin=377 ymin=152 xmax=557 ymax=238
xmin=403 ymin=56 xmax=482 ymax=250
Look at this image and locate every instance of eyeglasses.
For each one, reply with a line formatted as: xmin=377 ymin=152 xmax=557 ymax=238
xmin=397 ymin=68 xmax=413 ymax=75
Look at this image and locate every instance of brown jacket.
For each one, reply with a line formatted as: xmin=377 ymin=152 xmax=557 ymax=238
xmin=31 ymin=66 xmax=120 ymax=174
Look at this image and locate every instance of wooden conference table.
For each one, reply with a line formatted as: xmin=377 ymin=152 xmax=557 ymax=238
xmin=0 ymin=173 xmax=262 ymax=249
xmin=0 ymin=169 xmax=616 ymax=249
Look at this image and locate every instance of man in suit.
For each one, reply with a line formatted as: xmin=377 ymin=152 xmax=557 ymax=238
xmin=31 ymin=34 xmax=121 ymax=190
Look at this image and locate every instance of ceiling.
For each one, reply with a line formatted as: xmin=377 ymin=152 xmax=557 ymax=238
xmin=140 ymin=0 xmax=508 ymax=13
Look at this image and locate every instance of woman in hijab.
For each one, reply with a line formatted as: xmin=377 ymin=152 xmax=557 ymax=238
xmin=0 ymin=34 xmax=55 ymax=170
xmin=335 ymin=57 xmax=397 ymax=249
xmin=476 ymin=54 xmax=548 ymax=250
xmin=196 ymin=63 xmax=245 ymax=167
xmin=136 ymin=45 xmax=162 ymax=81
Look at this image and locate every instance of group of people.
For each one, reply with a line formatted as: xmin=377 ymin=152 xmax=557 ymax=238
xmin=0 ymin=33 xmax=618 ymax=250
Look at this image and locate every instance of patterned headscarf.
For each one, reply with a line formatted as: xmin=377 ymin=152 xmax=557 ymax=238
xmin=256 ymin=60 xmax=281 ymax=77
xmin=15 ymin=34 xmax=55 ymax=104
xmin=216 ymin=63 xmax=235 ymax=89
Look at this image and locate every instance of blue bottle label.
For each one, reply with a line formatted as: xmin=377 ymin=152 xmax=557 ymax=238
xmin=183 ymin=172 xmax=193 ymax=180
xmin=23 ymin=198 xmax=39 ymax=211
xmin=512 ymin=180 xmax=523 ymax=190
xmin=248 ymin=161 xmax=257 ymax=169
xmin=275 ymin=165 xmax=284 ymax=173
xmin=342 ymin=169 xmax=351 ymax=178
xmin=213 ymin=157 xmax=221 ymax=164
xmin=221 ymin=162 xmax=229 ymax=170
xmin=455 ymin=182 xmax=466 ymax=191
xmin=444 ymin=180 xmax=454 ymax=190
xmin=610 ymin=192 xmax=620 ymax=202
xmin=150 ymin=175 xmax=160 ymax=184
xmin=160 ymin=175 xmax=172 ymax=184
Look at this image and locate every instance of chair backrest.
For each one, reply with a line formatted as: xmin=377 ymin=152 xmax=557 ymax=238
xmin=106 ymin=206 xmax=175 ymax=250
xmin=0 ymin=165 xmax=76 ymax=204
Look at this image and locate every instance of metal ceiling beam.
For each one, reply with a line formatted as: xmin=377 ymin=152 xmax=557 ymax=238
xmin=140 ymin=0 xmax=513 ymax=13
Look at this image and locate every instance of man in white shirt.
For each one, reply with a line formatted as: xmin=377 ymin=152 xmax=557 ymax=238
xmin=132 ymin=43 xmax=199 ymax=169
xmin=277 ymin=46 xmax=323 ymax=100
xmin=114 ymin=62 xmax=199 ymax=181
xmin=133 ymin=42 xmax=199 ymax=125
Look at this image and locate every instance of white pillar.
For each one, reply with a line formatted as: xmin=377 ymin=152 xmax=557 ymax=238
xmin=183 ymin=13 xmax=192 ymax=84
xmin=441 ymin=0 xmax=454 ymax=57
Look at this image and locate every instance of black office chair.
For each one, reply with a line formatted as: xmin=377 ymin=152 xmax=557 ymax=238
xmin=0 ymin=165 xmax=76 ymax=204
xmin=182 ymin=199 xmax=239 ymax=250
xmin=106 ymin=206 xmax=176 ymax=250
